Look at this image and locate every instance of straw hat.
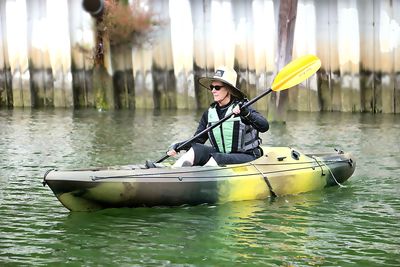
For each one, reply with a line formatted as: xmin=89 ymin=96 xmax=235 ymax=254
xmin=198 ymin=66 xmax=246 ymax=99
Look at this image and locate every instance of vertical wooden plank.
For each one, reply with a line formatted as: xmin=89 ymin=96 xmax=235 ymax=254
xmin=0 ymin=0 xmax=6 ymax=107
xmin=292 ymin=0 xmax=319 ymax=112
xmin=169 ymin=0 xmax=195 ymax=109
xmin=26 ymin=0 xmax=54 ymax=108
xmin=111 ymin=44 xmax=134 ymax=109
xmin=190 ymin=0 xmax=213 ymax=109
xmin=306 ymin=0 xmax=320 ymax=112
xmin=210 ymin=1 xmax=234 ymax=68
xmin=315 ymin=0 xmax=331 ymax=111
xmin=232 ymin=0 xmax=256 ymax=100
xmin=174 ymin=70 xmax=194 ymax=109
xmin=47 ymin=0 xmax=73 ymax=108
xmin=337 ymin=0 xmax=361 ymax=112
xmin=379 ymin=0 xmax=396 ymax=113
xmin=151 ymin=0 xmax=176 ymax=109
xmin=5 ymin=0 xmax=31 ymax=108
xmin=372 ymin=0 xmax=383 ymax=113
xmin=132 ymin=47 xmax=154 ymax=109
xmin=358 ymin=0 xmax=375 ymax=112
xmin=0 ymin=0 xmax=12 ymax=108
xmin=268 ymin=0 xmax=298 ymax=122
xmin=251 ymin=0 xmax=276 ymax=111
xmin=394 ymin=0 xmax=400 ymax=113
xmin=68 ymin=0 xmax=97 ymax=108
xmin=326 ymin=0 xmax=341 ymax=112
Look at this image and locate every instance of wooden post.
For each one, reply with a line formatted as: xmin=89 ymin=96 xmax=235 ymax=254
xmin=132 ymin=47 xmax=154 ymax=109
xmin=0 ymin=1 xmax=12 ymax=108
xmin=81 ymin=0 xmax=115 ymax=110
xmin=232 ymin=0 xmax=257 ymax=101
xmin=268 ymin=0 xmax=298 ymax=122
xmin=151 ymin=0 xmax=176 ymax=109
xmin=190 ymin=0 xmax=214 ymax=109
xmin=315 ymin=1 xmax=331 ymax=111
xmin=26 ymin=0 xmax=54 ymax=108
xmin=111 ymin=43 xmax=135 ymax=109
xmin=395 ymin=0 xmax=400 ymax=114
xmin=379 ymin=0 xmax=396 ymax=113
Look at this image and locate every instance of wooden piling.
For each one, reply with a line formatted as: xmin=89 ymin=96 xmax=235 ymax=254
xmin=0 ymin=1 xmax=12 ymax=108
xmin=111 ymin=44 xmax=135 ymax=109
xmin=379 ymin=0 xmax=396 ymax=113
xmin=132 ymin=47 xmax=154 ymax=109
xmin=25 ymin=0 xmax=53 ymax=108
xmin=190 ymin=0 xmax=214 ymax=109
xmin=232 ymin=0 xmax=257 ymax=101
xmin=151 ymin=0 xmax=176 ymax=109
xmin=394 ymin=0 xmax=400 ymax=113
xmin=68 ymin=0 xmax=99 ymax=109
xmin=315 ymin=1 xmax=331 ymax=111
xmin=291 ymin=0 xmax=319 ymax=112
xmin=268 ymin=0 xmax=298 ymax=122
xmin=252 ymin=0 xmax=275 ymax=111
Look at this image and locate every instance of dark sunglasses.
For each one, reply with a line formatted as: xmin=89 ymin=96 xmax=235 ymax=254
xmin=209 ymin=85 xmax=224 ymax=91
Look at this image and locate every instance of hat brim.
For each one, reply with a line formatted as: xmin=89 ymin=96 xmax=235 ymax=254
xmin=198 ymin=77 xmax=246 ymax=99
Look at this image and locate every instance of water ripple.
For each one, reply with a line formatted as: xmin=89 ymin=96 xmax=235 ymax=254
xmin=1 ymin=110 xmax=399 ymax=266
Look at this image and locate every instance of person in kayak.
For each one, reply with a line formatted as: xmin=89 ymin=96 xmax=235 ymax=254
xmin=149 ymin=66 xmax=269 ymax=168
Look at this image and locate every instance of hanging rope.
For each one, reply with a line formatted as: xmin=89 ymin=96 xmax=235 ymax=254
xmin=312 ymin=156 xmax=346 ymax=188
xmin=250 ymin=163 xmax=277 ymax=198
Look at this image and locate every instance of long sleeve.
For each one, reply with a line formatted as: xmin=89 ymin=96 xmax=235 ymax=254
xmin=241 ymin=107 xmax=269 ymax=133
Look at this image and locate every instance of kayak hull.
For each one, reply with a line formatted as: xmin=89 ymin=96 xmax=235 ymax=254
xmin=43 ymin=147 xmax=356 ymax=211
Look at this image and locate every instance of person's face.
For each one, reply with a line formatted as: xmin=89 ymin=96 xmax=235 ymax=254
xmin=210 ymin=81 xmax=230 ymax=103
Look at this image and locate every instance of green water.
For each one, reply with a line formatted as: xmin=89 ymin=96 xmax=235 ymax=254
xmin=0 ymin=109 xmax=399 ymax=266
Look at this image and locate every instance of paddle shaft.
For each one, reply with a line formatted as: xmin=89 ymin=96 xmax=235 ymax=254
xmin=156 ymin=88 xmax=273 ymax=163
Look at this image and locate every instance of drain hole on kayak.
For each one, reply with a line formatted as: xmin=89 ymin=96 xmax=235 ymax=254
xmin=291 ymin=150 xmax=300 ymax=160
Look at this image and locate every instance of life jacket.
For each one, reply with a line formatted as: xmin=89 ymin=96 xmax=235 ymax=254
xmin=207 ymin=102 xmax=261 ymax=153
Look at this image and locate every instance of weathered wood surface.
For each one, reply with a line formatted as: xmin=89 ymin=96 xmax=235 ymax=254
xmin=0 ymin=0 xmax=399 ymax=114
xmin=268 ymin=0 xmax=298 ymax=122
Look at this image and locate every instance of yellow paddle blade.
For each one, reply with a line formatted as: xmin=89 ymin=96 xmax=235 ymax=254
xmin=271 ymin=54 xmax=321 ymax=91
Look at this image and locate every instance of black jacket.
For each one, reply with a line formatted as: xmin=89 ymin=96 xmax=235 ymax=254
xmin=178 ymin=100 xmax=269 ymax=151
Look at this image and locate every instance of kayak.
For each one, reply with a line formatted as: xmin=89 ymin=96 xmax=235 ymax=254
xmin=43 ymin=146 xmax=356 ymax=212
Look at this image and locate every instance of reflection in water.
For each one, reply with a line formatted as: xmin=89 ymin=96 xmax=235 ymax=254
xmin=0 ymin=109 xmax=399 ymax=266
xmin=50 ymin=196 xmax=323 ymax=266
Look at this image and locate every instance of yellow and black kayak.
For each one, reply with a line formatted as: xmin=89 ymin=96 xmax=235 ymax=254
xmin=43 ymin=146 xmax=356 ymax=212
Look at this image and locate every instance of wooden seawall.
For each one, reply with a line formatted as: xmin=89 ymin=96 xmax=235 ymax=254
xmin=0 ymin=0 xmax=399 ymax=113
